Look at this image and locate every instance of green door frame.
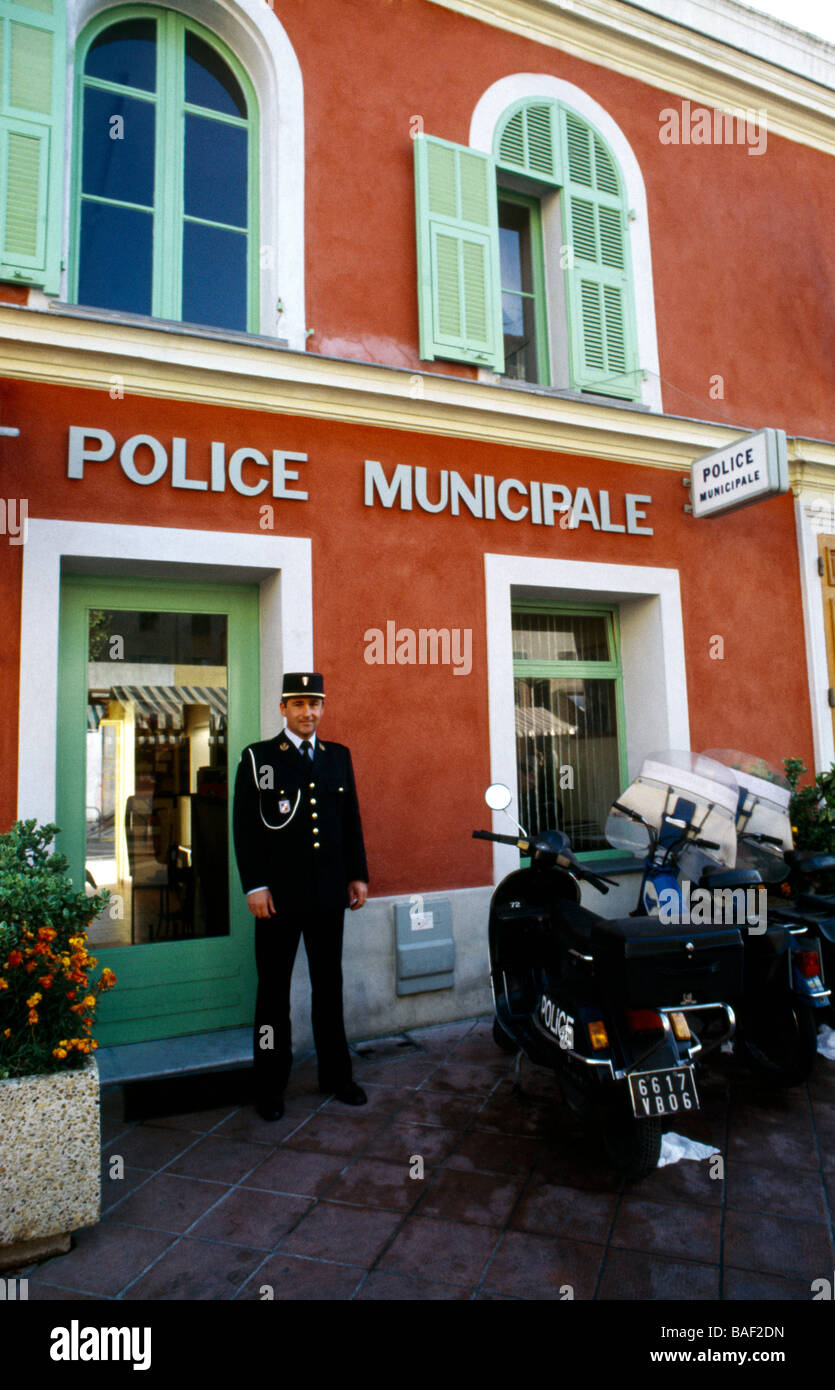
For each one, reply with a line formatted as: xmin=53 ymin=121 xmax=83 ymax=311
xmin=57 ymin=575 xmax=261 ymax=1046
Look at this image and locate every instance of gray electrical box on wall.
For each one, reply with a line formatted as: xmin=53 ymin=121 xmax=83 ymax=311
xmin=394 ymin=898 xmax=454 ymax=995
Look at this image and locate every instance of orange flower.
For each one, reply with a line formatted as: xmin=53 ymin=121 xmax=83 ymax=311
xmin=0 ymin=979 xmax=8 ymax=991
xmin=38 ymin=975 xmax=53 ymax=990
xmin=28 ymin=1009 xmax=38 ymax=1025
xmin=37 ymin=927 xmax=57 ymax=942
xmin=26 ymin=993 xmax=42 ymax=1008
xmin=100 ymin=968 xmax=117 ymax=988
xmin=7 ymin=950 xmax=22 ymax=968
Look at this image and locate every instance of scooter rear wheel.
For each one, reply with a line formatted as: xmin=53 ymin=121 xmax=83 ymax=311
xmin=738 ymin=1001 xmax=817 ymax=1087
xmin=600 ymin=1110 xmax=662 ymax=1179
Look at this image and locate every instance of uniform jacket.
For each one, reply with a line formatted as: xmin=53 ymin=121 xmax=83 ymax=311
xmin=232 ymin=733 xmax=369 ymax=911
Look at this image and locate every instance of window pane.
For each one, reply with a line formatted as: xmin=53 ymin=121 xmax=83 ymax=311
xmin=85 ymin=18 xmax=156 ymax=92
xmin=86 ymin=609 xmax=230 ymax=947
xmin=185 ymin=31 xmax=246 ymax=117
xmin=82 ymin=88 xmax=155 ymax=205
xmin=182 ymin=221 xmax=247 ymax=330
xmin=499 ymin=203 xmax=533 ymax=294
xmin=512 ymin=611 xmax=610 ymax=663
xmin=515 ymin=675 xmax=619 ymax=849
xmin=78 ymin=202 xmax=153 ymax=315
xmin=502 ymin=292 xmax=537 ymax=381
xmin=500 ymin=225 xmax=523 ymax=294
xmin=184 ymin=113 xmax=247 ymax=226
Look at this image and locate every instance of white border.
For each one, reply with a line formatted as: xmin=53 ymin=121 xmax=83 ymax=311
xmin=470 ymin=74 xmax=662 ymax=413
xmin=484 ymin=550 xmax=688 ymax=881
xmin=64 ymin=0 xmax=306 ymax=347
xmin=18 ymin=521 xmax=313 ymax=824
xmin=794 ymin=491 xmax=835 ymax=772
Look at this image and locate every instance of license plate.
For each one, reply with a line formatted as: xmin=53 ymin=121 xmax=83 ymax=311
xmin=628 ymin=1066 xmax=699 ymax=1118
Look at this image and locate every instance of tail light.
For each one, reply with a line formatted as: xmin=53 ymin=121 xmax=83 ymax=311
xmin=795 ymin=948 xmax=822 ymax=978
xmin=668 ymin=1011 xmax=691 ymax=1040
xmin=626 ymin=1008 xmax=663 ymax=1034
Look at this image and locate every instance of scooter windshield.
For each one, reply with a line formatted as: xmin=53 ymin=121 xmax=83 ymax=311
xmin=703 ymin=748 xmax=793 ymax=881
xmin=605 ymin=749 xmax=739 ymax=868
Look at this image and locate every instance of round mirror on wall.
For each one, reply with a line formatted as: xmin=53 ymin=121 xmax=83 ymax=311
xmin=485 ymin=783 xmax=513 ymax=811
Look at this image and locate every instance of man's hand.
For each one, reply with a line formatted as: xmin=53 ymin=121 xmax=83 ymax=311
xmin=246 ymin=889 xmax=276 ymax=918
xmin=348 ymin=881 xmax=368 ymax=910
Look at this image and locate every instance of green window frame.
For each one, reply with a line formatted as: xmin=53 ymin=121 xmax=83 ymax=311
xmin=0 ymin=0 xmax=65 ymax=293
xmin=512 ymin=601 xmax=627 ymax=861
xmin=497 ymin=189 xmax=550 ymax=386
xmin=415 ymin=100 xmax=642 ymax=400
xmin=72 ymin=5 xmax=259 ymax=331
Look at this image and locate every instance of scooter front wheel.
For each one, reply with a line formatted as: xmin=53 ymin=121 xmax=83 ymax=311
xmin=600 ymin=1110 xmax=662 ymax=1179
xmin=737 ymin=1001 xmax=817 ymax=1087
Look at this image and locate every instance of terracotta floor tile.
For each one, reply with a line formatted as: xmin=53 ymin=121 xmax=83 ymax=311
xmin=189 ymin=1187 xmax=312 ymax=1247
xmin=722 ymin=1209 xmax=834 ymax=1279
xmin=323 ymin=1157 xmax=425 ymax=1211
xmin=596 ymin=1248 xmax=719 ymax=1300
xmin=102 ymin=1172 xmax=229 ymax=1232
xmin=625 ymin=1152 xmax=723 ymax=1207
xmin=102 ymin=1124 xmax=201 ymax=1171
xmin=511 ymin=1181 xmax=618 ymax=1243
xmin=26 ymin=1222 xmax=176 ymax=1297
xmin=355 ymin=1270 xmax=473 ymax=1300
xmin=100 ymin=1165 xmax=156 ymax=1214
xmin=236 ymin=1252 xmax=363 ymax=1300
xmin=393 ymin=1090 xmax=485 ymax=1130
xmin=610 ymin=1197 xmax=721 ymax=1263
xmin=378 ymin=1215 xmax=500 ymax=1287
xmin=444 ymin=1130 xmax=540 ymax=1177
xmin=363 ymin=1120 xmax=460 ymax=1168
xmin=726 ymin=1117 xmax=820 ymax=1172
xmin=125 ymin=1235 xmax=266 ymax=1299
xmin=725 ymin=1159 xmax=829 ymax=1221
xmin=408 ymin=1020 xmax=480 ymax=1054
xmin=281 ymin=1112 xmax=386 ymax=1156
xmin=353 ymin=1058 xmax=441 ymax=1088
xmin=482 ymin=1229 xmax=603 ymax=1300
xmin=166 ymin=1134 xmax=274 ymax=1183
xmin=320 ymin=1083 xmax=413 ymax=1116
xmin=415 ymin=1167 xmax=525 ymax=1227
xmin=243 ymin=1147 xmax=349 ymax=1196
xmin=723 ymin=1266 xmax=817 ymax=1300
xmin=207 ymin=1104 xmax=318 ymax=1143
xmin=279 ymin=1201 xmax=401 ymax=1266
xmin=142 ymin=1105 xmax=241 ymax=1133
xmin=422 ymin=1061 xmax=508 ymax=1095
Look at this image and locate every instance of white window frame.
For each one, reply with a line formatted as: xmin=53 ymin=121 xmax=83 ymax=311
xmin=18 ymin=520 xmax=313 ymax=824
xmin=484 ymin=550 xmax=689 ymax=883
xmin=63 ymin=0 xmax=306 ymax=347
xmin=470 ymin=75 xmax=662 ymax=412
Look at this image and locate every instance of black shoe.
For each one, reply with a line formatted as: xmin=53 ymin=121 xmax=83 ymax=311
xmin=331 ymin=1081 xmax=367 ymax=1106
xmin=255 ymin=1094 xmax=285 ymax=1121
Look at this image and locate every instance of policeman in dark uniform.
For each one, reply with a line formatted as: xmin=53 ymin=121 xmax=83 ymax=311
xmin=232 ymin=673 xmax=369 ymax=1120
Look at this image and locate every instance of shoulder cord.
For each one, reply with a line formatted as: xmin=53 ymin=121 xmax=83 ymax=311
xmin=247 ymin=748 xmax=302 ymax=829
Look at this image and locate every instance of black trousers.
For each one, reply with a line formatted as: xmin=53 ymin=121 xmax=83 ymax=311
xmin=253 ymin=906 xmax=352 ymax=1096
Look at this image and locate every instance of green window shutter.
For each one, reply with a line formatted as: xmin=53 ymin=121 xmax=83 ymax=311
xmin=561 ymin=109 xmax=640 ymax=400
xmin=414 ymin=133 xmax=503 ymax=371
xmin=0 ymin=0 xmax=65 ymax=292
xmin=496 ymin=100 xmax=561 ymax=185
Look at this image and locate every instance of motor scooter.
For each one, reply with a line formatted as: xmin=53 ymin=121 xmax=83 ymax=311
xmin=703 ymin=748 xmax=834 ymax=1029
xmin=606 ymin=751 xmax=826 ymax=1087
xmin=476 ymin=783 xmax=741 ymax=1179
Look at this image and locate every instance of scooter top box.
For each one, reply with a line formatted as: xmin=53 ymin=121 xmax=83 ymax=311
xmin=589 ymin=914 xmax=746 ymax=1007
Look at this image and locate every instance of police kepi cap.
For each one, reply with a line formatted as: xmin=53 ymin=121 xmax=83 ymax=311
xmin=281 ymin=672 xmax=325 ymax=699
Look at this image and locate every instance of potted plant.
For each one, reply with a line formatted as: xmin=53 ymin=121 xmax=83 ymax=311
xmin=0 ymin=820 xmax=115 ymax=1269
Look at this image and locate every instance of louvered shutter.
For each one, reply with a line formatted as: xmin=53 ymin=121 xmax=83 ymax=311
xmin=496 ymin=101 xmax=561 ymax=185
xmin=414 ymin=134 xmax=503 ymax=371
xmin=0 ymin=0 xmax=65 ymax=292
xmin=561 ymin=109 xmax=640 ymax=400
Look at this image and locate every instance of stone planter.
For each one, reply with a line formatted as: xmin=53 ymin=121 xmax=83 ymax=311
xmin=0 ymin=1056 xmax=101 ymax=1270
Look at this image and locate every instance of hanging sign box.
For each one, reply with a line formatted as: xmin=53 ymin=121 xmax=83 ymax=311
xmin=688 ymin=428 xmax=788 ymax=519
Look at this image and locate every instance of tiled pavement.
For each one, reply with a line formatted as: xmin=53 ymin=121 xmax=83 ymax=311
xmin=10 ymin=1016 xmax=835 ymax=1301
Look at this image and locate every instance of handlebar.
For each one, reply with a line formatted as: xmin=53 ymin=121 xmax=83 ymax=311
xmin=472 ymin=829 xmax=529 ymax=849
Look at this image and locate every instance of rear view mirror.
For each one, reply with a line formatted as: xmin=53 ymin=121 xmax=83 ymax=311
xmin=485 ymin=783 xmax=512 ymax=811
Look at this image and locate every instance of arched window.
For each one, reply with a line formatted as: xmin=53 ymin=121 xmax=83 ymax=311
xmin=415 ymin=91 xmax=649 ymax=404
xmin=73 ymin=8 xmax=258 ymax=332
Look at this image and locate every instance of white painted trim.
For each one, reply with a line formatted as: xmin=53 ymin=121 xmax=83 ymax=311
xmin=64 ymin=0 xmax=306 ymax=347
xmin=470 ymin=75 xmax=662 ymax=413
xmin=17 ymin=521 xmax=313 ymax=824
xmin=794 ymin=491 xmax=835 ymax=772
xmin=483 ymin=550 xmax=688 ymax=881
